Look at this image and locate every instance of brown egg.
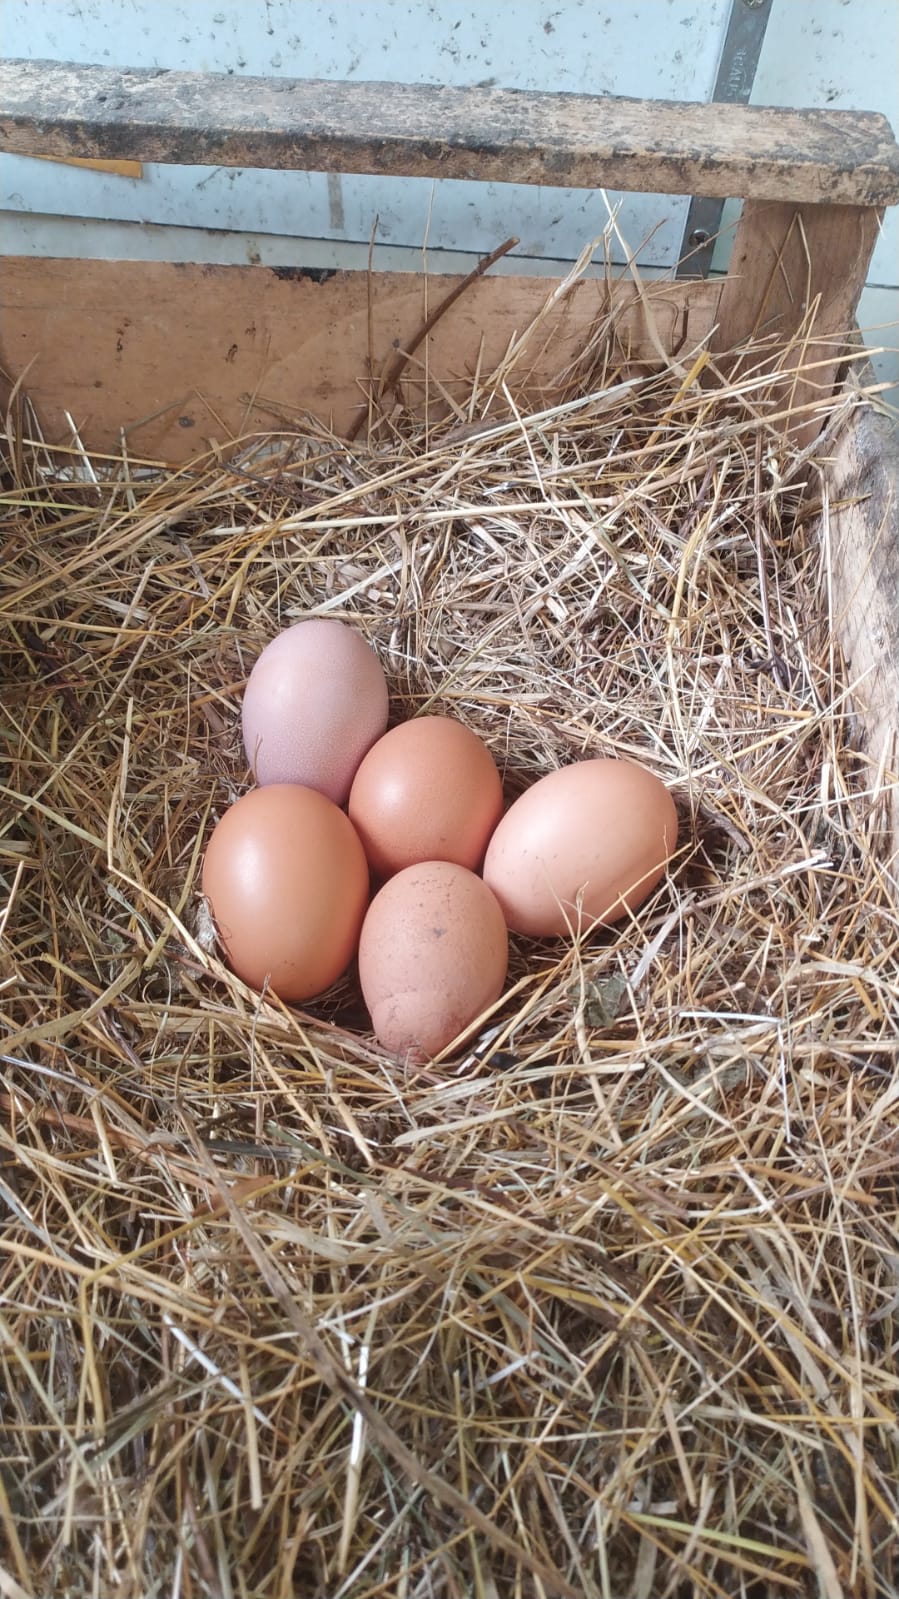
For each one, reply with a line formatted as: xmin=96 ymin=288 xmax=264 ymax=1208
xmin=348 ymin=715 xmax=504 ymax=878
xmin=483 ymin=758 xmax=678 ymax=938
xmin=241 ymin=618 xmax=388 ymax=804
xmin=201 ymin=784 xmax=369 ymax=1001
xmin=358 ymin=860 xmax=508 ymax=1060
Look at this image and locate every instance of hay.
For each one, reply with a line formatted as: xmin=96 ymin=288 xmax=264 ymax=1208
xmin=2 ymin=291 xmax=899 ymax=1599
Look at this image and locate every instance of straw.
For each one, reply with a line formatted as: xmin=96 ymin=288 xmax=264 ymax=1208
xmin=2 ymin=279 xmax=898 ymax=1598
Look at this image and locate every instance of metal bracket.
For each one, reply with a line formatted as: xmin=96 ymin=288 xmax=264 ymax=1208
xmin=676 ymin=0 xmax=775 ymax=278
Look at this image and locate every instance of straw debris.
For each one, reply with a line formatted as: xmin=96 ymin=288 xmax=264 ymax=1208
xmin=2 ymin=298 xmax=898 ymax=1598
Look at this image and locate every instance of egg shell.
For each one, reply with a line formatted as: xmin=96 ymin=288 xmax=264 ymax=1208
xmin=348 ymin=715 xmax=504 ymax=878
xmin=358 ymin=860 xmax=508 ymax=1061
xmin=241 ymin=619 xmax=388 ymax=804
xmin=482 ymin=758 xmax=678 ymax=938
xmin=201 ymin=783 xmax=370 ymax=1001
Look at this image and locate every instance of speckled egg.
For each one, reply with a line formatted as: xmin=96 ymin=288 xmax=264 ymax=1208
xmin=358 ymin=860 xmax=508 ymax=1061
xmin=348 ymin=715 xmax=504 ymax=878
xmin=241 ymin=618 xmax=388 ymax=804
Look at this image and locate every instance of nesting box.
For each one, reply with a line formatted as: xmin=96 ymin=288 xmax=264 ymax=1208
xmin=3 ymin=58 xmax=899 ymax=1599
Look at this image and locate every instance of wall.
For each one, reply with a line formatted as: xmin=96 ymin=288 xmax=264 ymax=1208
xmin=1 ymin=0 xmax=897 ymax=389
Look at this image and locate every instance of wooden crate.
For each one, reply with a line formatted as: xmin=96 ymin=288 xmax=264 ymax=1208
xmin=2 ymin=57 xmax=899 ymax=795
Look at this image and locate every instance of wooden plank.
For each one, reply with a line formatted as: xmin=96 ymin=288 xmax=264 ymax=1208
xmin=822 ymin=405 xmax=899 ymax=839
xmin=0 ymin=257 xmax=720 ymax=463
xmin=713 ymin=200 xmax=883 ymax=438
xmin=29 ymin=153 xmax=143 ymax=178
xmin=2 ymin=59 xmax=899 ymax=206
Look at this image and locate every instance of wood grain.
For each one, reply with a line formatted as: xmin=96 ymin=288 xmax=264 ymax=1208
xmin=714 ymin=201 xmax=884 ymax=438
xmin=29 ymin=153 xmax=143 ymax=177
xmin=2 ymin=58 xmax=899 ymax=205
xmin=822 ymin=405 xmax=899 ymax=838
xmin=0 ymin=257 xmax=720 ymax=462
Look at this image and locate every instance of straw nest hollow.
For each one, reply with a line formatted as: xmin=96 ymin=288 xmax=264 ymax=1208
xmin=2 ymin=275 xmax=899 ymax=1599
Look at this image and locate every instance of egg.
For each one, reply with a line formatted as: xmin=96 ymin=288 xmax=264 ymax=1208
xmin=358 ymin=860 xmax=508 ymax=1060
xmin=241 ymin=619 xmax=388 ymax=804
xmin=482 ymin=758 xmax=678 ymax=937
xmin=348 ymin=715 xmax=504 ymax=878
xmin=201 ymin=783 xmax=369 ymax=1001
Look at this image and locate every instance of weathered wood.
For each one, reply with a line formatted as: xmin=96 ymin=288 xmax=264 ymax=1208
xmin=713 ymin=201 xmax=884 ymax=435
xmin=716 ymin=201 xmax=883 ymax=353
xmin=821 ymin=405 xmax=899 ymax=839
xmin=0 ymin=257 xmax=720 ymax=463
xmin=2 ymin=58 xmax=899 ymax=206
xmin=30 ymin=153 xmax=143 ymax=177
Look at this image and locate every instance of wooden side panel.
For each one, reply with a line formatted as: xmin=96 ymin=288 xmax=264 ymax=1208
xmin=714 ymin=200 xmax=883 ymax=437
xmin=0 ymin=257 xmax=720 ymax=462
xmin=824 ymin=405 xmax=899 ymax=836
xmin=2 ymin=59 xmax=899 ymax=206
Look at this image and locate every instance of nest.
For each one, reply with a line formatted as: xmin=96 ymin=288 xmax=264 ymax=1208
xmin=2 ymin=288 xmax=899 ymax=1599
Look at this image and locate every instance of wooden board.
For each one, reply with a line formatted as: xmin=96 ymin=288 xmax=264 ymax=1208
xmin=823 ymin=405 xmax=899 ymax=837
xmin=2 ymin=59 xmax=899 ymax=206
xmin=28 ymin=153 xmax=143 ymax=178
xmin=0 ymin=257 xmax=721 ymax=462
xmin=714 ymin=199 xmax=884 ymax=442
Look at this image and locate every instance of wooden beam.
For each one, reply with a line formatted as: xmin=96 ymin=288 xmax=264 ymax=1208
xmin=2 ymin=58 xmax=899 ymax=205
xmin=823 ymin=404 xmax=899 ymax=841
xmin=713 ymin=200 xmax=883 ymax=438
xmin=716 ymin=202 xmax=883 ymax=352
